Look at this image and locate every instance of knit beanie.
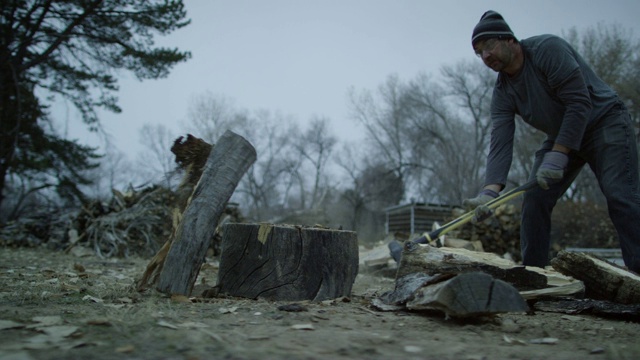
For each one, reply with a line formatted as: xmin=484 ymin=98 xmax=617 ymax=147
xmin=471 ymin=10 xmax=516 ymax=47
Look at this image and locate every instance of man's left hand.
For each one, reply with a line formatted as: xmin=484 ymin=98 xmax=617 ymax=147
xmin=536 ymin=151 xmax=569 ymax=189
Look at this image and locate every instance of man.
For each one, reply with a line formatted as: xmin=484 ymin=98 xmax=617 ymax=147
xmin=463 ymin=10 xmax=640 ymax=273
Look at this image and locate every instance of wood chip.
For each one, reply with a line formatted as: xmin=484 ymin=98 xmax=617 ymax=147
xmin=170 ymin=294 xmax=191 ymax=303
xmin=0 ymin=319 xmax=25 ymax=330
xmin=291 ymin=324 xmax=314 ymax=330
xmin=529 ymin=337 xmax=559 ymax=345
xmin=115 ymin=345 xmax=135 ymax=353
xmin=218 ymin=306 xmax=238 ymax=314
xmin=157 ymin=320 xmax=178 ymax=330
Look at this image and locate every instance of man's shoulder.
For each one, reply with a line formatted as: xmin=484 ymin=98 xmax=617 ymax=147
xmin=521 ymin=34 xmax=576 ymax=67
xmin=522 ymin=34 xmax=569 ymax=51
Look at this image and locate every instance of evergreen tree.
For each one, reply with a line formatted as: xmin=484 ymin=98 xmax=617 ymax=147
xmin=0 ymin=0 xmax=191 ymax=218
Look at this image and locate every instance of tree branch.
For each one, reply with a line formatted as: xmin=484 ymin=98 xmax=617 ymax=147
xmin=20 ymin=0 xmax=104 ymax=71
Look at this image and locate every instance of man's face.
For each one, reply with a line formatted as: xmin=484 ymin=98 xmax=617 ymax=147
xmin=474 ymin=38 xmax=512 ymax=72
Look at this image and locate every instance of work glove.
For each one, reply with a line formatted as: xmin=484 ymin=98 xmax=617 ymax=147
xmin=462 ymin=189 xmax=499 ymax=223
xmin=536 ymin=151 xmax=569 ymax=190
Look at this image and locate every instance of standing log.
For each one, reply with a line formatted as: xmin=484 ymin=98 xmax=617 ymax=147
xmin=156 ymin=131 xmax=256 ymax=295
xmin=217 ymin=223 xmax=359 ymax=301
xmin=550 ymin=250 xmax=640 ymax=304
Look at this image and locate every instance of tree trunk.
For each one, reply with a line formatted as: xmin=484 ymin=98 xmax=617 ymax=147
xmin=0 ymin=63 xmax=20 ymax=213
xmin=216 ymin=223 xmax=359 ymax=301
xmin=156 ymin=130 xmax=256 ymax=295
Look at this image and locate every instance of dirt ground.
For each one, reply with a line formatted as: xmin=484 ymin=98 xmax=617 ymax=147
xmin=0 ymin=246 xmax=639 ymax=360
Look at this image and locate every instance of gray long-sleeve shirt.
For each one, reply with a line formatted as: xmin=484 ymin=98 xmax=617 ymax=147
xmin=485 ymin=34 xmax=619 ymax=187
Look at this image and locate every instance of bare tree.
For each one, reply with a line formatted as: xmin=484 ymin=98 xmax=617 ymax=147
xmin=348 ymin=64 xmax=496 ymax=205
xmin=348 ymin=75 xmax=416 ymax=200
xmin=562 ymin=24 xmax=640 ymax=203
xmin=81 ymin=146 xmax=143 ymax=200
xmin=184 ymin=92 xmax=250 ymax=142
xmin=334 ymin=144 xmax=402 ymax=240
xmin=137 ymin=124 xmax=178 ymax=188
xmin=292 ymin=117 xmax=337 ymax=209
xmin=401 ymin=64 xmax=495 ymax=203
xmin=181 ymin=91 xmax=345 ymax=222
xmin=228 ymin=110 xmax=301 ymax=221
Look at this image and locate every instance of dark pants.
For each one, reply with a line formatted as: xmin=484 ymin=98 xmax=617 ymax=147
xmin=521 ymin=108 xmax=640 ymax=273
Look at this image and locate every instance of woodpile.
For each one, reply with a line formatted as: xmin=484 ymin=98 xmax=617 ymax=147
xmin=363 ymin=196 xmax=639 ymax=320
xmin=451 ymin=204 xmax=523 ymax=261
xmin=452 ymin=200 xmax=619 ymax=260
xmin=371 ymin=243 xmax=557 ymax=318
xmin=368 ymin=239 xmax=640 ymax=320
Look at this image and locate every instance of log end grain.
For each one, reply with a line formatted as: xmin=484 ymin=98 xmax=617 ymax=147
xmin=407 ymin=272 xmax=529 ymax=318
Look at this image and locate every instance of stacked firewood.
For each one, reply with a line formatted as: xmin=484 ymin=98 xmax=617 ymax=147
xmin=450 ymin=200 xmax=618 ymax=261
xmin=449 ymin=204 xmax=523 ymax=262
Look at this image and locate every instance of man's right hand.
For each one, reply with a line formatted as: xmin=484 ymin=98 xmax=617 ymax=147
xmin=462 ymin=189 xmax=499 ymax=223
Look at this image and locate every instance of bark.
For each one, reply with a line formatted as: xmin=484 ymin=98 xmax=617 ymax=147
xmin=551 ymin=250 xmax=640 ymax=304
xmin=217 ymin=223 xmax=359 ymax=301
xmin=155 ymin=130 xmax=256 ymax=295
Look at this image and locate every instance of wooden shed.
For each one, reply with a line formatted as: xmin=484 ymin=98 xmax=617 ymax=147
xmin=385 ymin=202 xmax=453 ymax=235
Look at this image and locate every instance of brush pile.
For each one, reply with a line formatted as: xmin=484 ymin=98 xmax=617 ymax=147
xmin=0 ymin=134 xmax=245 ymax=258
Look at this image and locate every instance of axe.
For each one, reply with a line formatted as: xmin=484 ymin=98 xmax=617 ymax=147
xmin=388 ymin=179 xmax=538 ymax=262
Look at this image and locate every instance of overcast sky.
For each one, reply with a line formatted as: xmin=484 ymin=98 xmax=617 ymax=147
xmin=57 ymin=0 xmax=640 ymax=156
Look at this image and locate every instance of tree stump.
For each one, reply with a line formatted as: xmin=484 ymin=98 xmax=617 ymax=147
xmin=216 ymin=223 xmax=359 ymax=301
xmin=155 ymin=130 xmax=256 ymax=295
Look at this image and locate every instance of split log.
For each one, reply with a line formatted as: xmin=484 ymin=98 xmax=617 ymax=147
xmin=155 ymin=130 xmax=256 ymax=295
xmin=216 ymin=223 xmax=359 ymax=301
xmin=550 ymin=250 xmax=640 ymax=304
xmin=519 ymin=266 xmax=585 ymax=300
xmin=360 ymin=243 xmax=395 ymax=270
xmin=372 ymin=272 xmax=528 ymax=318
xmin=397 ymin=244 xmax=547 ymax=290
xmin=373 ymin=272 xmax=453 ymax=310
xmin=443 ymin=237 xmax=484 ymax=252
xmin=407 ymin=272 xmax=529 ymax=317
